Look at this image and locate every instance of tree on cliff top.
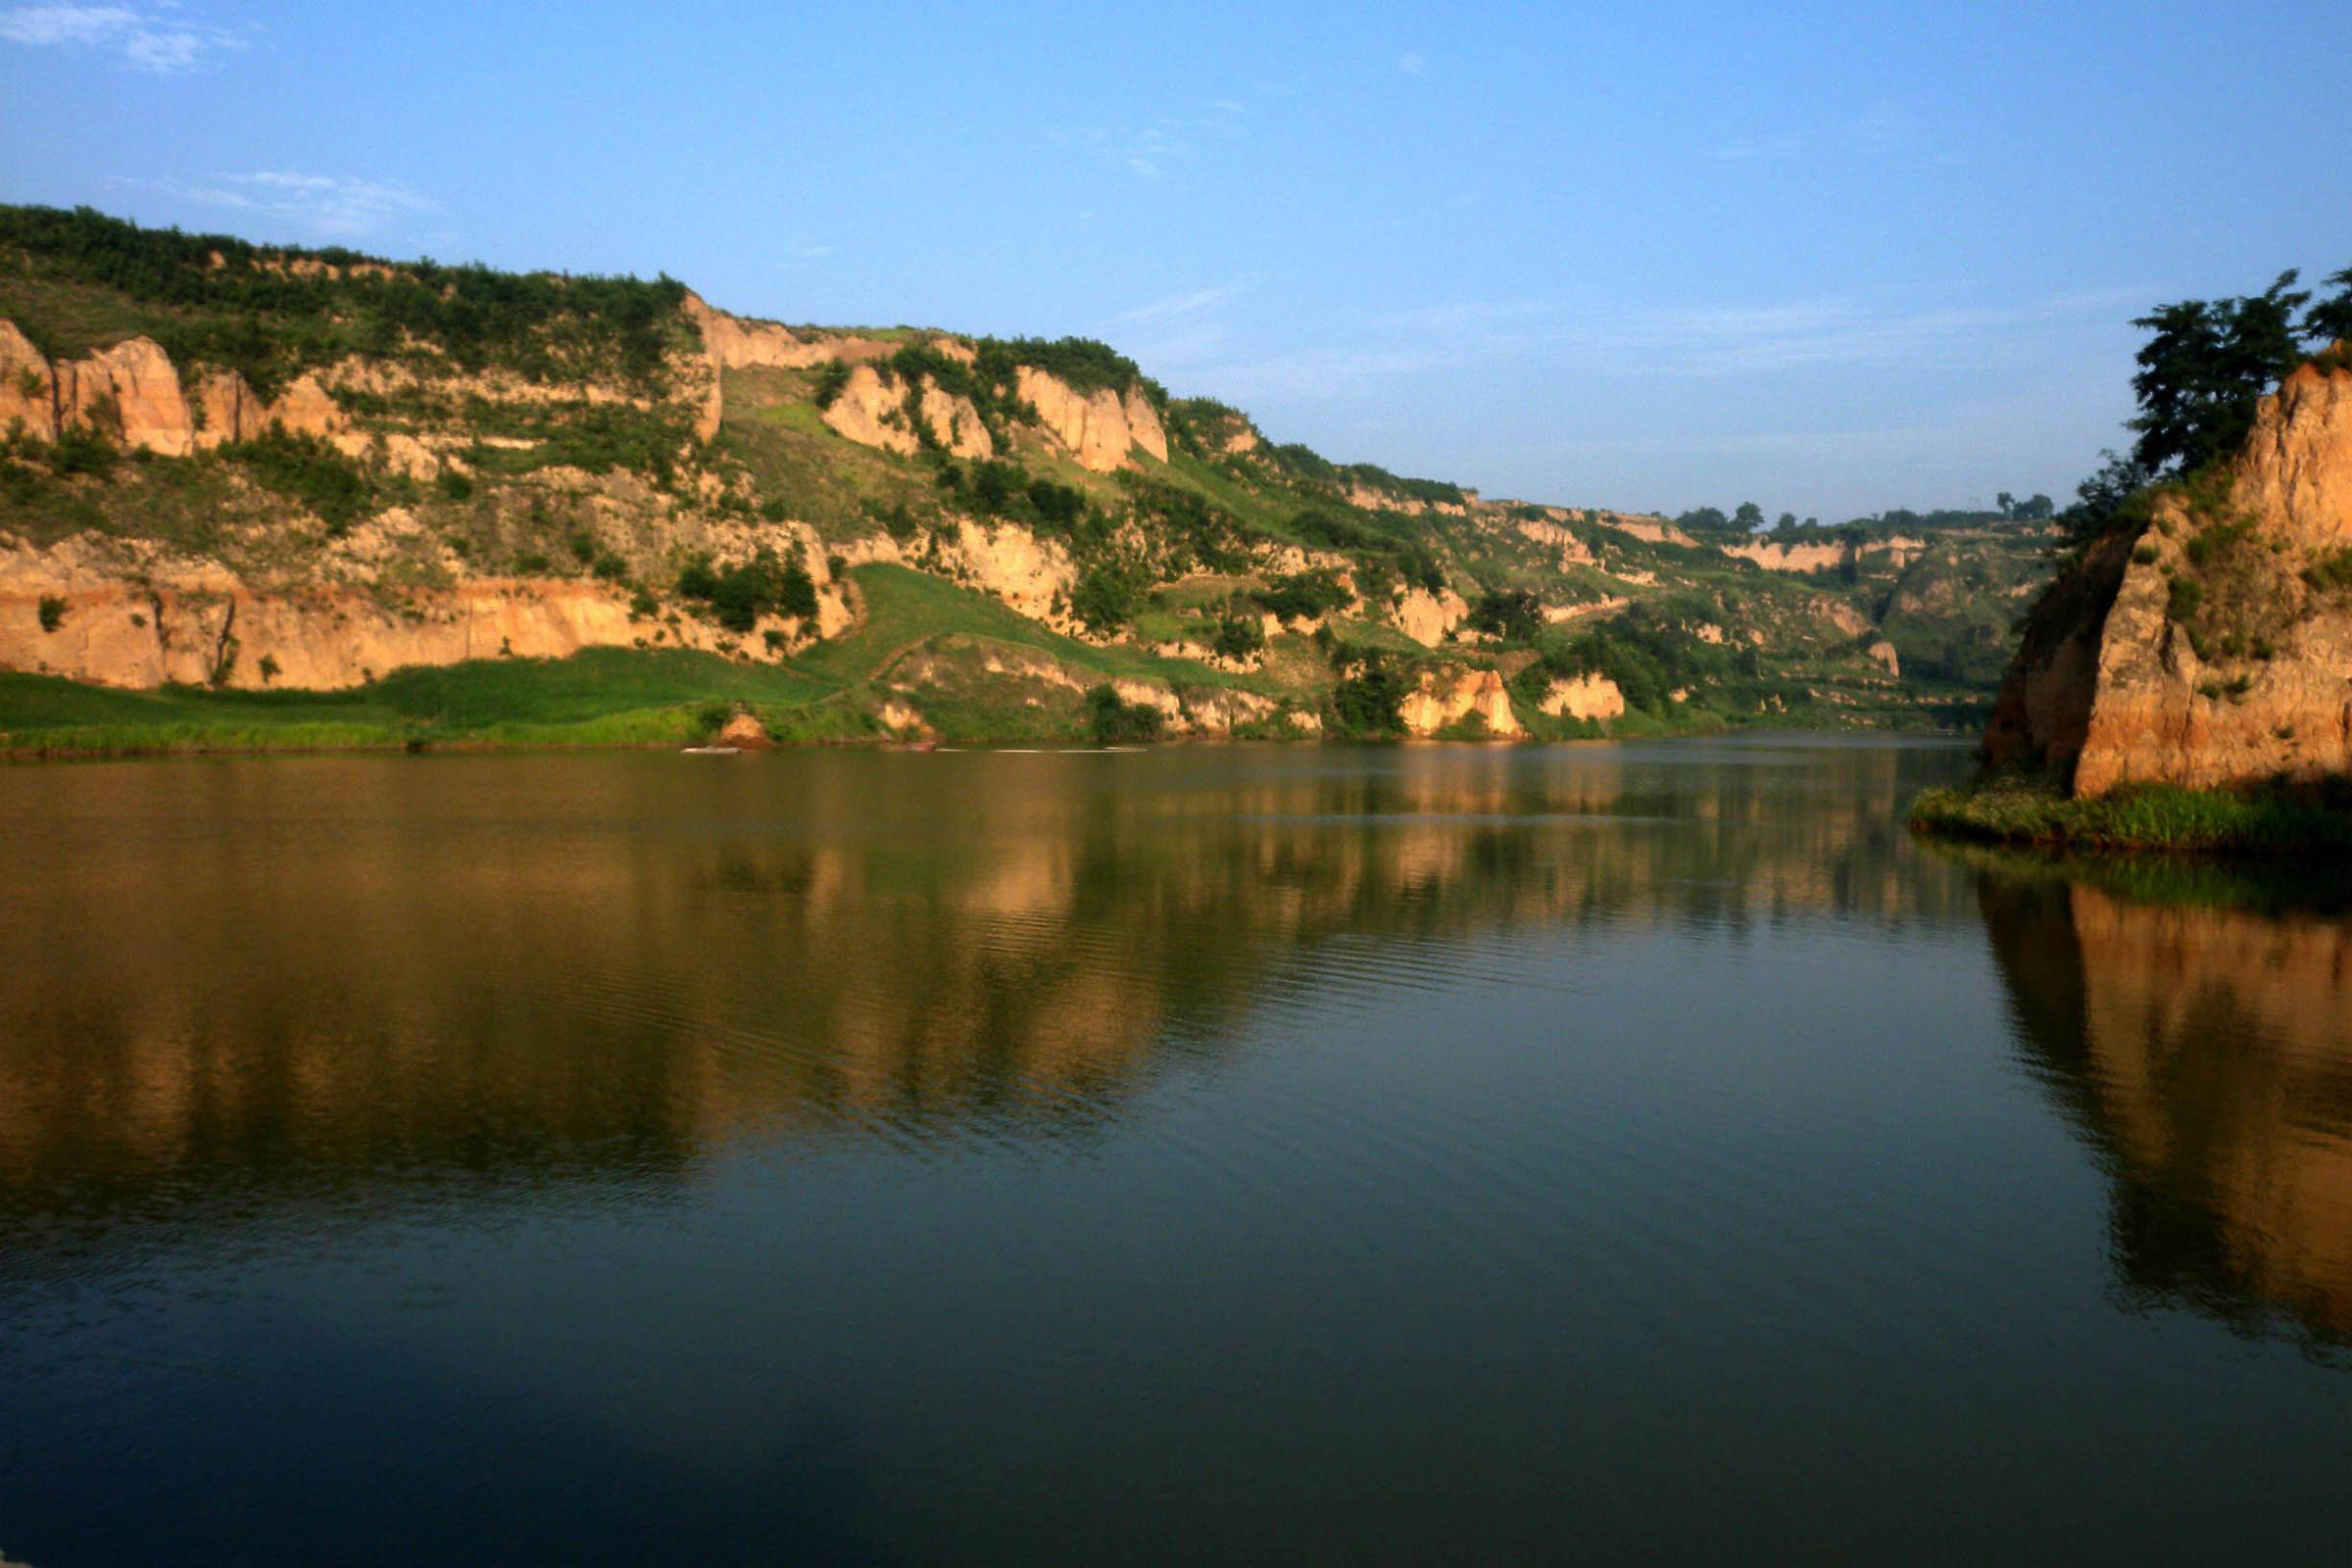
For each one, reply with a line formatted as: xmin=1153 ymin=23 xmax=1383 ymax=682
xmin=2128 ymin=271 xmax=2310 ymax=476
xmin=2306 ymin=267 xmax=2352 ymax=349
xmin=2127 ymin=265 xmax=2352 ymax=479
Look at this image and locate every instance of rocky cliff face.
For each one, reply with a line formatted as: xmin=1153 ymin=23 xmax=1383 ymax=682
xmin=682 ymin=292 xmax=894 ymax=371
xmin=0 ymin=324 xmax=424 ymax=463
xmin=1013 ymin=367 xmax=1167 ymax=472
xmin=1393 ymin=586 xmax=1469 ymax=647
xmin=1540 ymin=672 xmax=1626 ymax=721
xmin=1400 ymin=666 xmax=1523 ymax=737
xmin=0 ymin=527 xmax=849 ymax=691
xmin=1984 ymin=352 xmax=2352 ymax=795
xmin=4 ymin=210 xmax=2034 ymax=744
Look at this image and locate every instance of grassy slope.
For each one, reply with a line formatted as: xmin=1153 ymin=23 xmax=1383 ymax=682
xmin=1 ymin=205 xmax=2051 ymax=757
xmin=0 ymin=564 xmax=1293 ymax=757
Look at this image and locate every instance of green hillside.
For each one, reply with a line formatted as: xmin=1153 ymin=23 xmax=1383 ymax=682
xmin=1 ymin=204 xmax=2051 ymax=754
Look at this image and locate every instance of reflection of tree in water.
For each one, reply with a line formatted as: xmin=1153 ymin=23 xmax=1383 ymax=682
xmin=0 ymin=743 xmax=1970 ymax=1257
xmin=1980 ymin=869 xmax=2352 ymax=1352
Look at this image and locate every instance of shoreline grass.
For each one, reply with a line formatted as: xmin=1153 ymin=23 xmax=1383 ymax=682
xmin=1908 ymin=776 xmax=2352 ymax=858
xmin=2 ymin=564 xmax=1987 ymax=761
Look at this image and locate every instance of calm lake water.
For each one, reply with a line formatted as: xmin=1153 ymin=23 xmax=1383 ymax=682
xmin=2 ymin=738 xmax=2348 ymax=1565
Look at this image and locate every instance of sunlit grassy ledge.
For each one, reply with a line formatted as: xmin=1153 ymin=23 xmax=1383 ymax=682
xmin=1908 ymin=777 xmax=2352 ymax=857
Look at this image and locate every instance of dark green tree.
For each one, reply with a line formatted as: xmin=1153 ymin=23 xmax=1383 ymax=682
xmin=2306 ymin=266 xmax=2352 ymax=347
xmin=2128 ymin=271 xmax=2310 ymax=475
xmin=1467 ymin=589 xmax=1544 ymax=643
xmin=1085 ymin=685 xmax=1164 ymax=745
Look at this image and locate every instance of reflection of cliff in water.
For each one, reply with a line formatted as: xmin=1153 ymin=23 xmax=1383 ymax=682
xmin=1982 ymin=871 xmax=2352 ymax=1348
xmin=0 ymin=742 xmax=1969 ymax=1252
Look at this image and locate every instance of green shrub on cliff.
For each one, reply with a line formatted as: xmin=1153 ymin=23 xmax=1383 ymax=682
xmin=1467 ymin=589 xmax=1544 ymax=644
xmin=221 ymin=428 xmax=373 ymax=534
xmin=1328 ymin=649 xmax=1408 ymax=738
xmin=0 ymin=204 xmax=687 ymax=397
xmin=1085 ymin=684 xmax=1165 ymax=745
xmin=675 ymin=548 xmax=819 ymax=633
xmin=1070 ymin=563 xmax=1146 ymax=634
xmin=1252 ymin=569 xmax=1350 ymax=624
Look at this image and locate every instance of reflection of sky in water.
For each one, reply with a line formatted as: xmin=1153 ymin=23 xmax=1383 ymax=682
xmin=1 ymin=742 xmax=2348 ymax=1565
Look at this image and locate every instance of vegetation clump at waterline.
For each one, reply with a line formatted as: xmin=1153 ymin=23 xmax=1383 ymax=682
xmin=1908 ymin=776 xmax=2352 ymax=858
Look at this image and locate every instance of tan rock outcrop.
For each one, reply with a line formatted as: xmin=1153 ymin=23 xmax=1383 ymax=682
xmin=682 ymin=293 xmax=896 ymax=371
xmin=917 ymin=381 xmax=994 ymax=461
xmin=1109 ymin=678 xmax=1185 ymax=728
xmin=1514 ymin=516 xmax=1595 ymax=566
xmin=1014 ymin=368 xmax=1166 ymax=471
xmin=264 ymin=372 xmax=347 ymax=440
xmin=0 ymin=538 xmax=655 ymax=690
xmin=1983 ymin=350 xmax=2352 ymax=794
xmin=1181 ymin=686 xmax=1280 ymax=734
xmin=2235 ymin=352 xmax=2352 ymax=543
xmin=874 ymin=697 xmax=930 ymax=735
xmin=820 ymin=365 xmax=920 ymax=455
xmin=57 ymin=337 xmax=193 ymax=456
xmin=1540 ymin=672 xmax=1625 ymax=722
xmin=1393 ymin=586 xmax=1469 ymax=647
xmin=715 ymin=710 xmax=773 ymax=749
xmin=1867 ymin=639 xmax=1901 ymax=677
xmin=0 ymin=529 xmax=808 ymax=692
xmin=190 ymin=368 xmax=260 ymax=448
xmin=0 ymin=320 xmax=58 ymax=440
xmin=1595 ymin=514 xmax=1693 ymax=547
xmin=1399 ymin=665 xmax=1523 ymax=738
xmin=1730 ymin=537 xmax=1848 ymax=573
xmin=1542 ymin=595 xmax=1629 ymax=625
xmin=808 ymin=365 xmax=990 ymax=461
xmin=1812 ymin=598 xmax=1872 ymax=638
xmin=945 ymin=520 xmax=1075 ymax=624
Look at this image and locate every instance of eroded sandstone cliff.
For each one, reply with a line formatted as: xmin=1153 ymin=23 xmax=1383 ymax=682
xmin=1400 ymin=665 xmax=1523 ymax=737
xmin=1984 ymin=351 xmax=2352 ymax=794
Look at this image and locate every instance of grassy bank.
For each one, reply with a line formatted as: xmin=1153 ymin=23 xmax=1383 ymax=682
xmin=0 ymin=650 xmax=814 ymax=758
xmin=3 ymin=561 xmax=1982 ymax=760
xmin=1909 ymin=776 xmax=2352 ymax=857
xmin=0 ymin=564 xmax=1282 ymax=759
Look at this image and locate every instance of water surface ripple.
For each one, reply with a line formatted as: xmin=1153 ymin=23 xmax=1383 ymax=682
xmin=2 ymin=738 xmax=2348 ymax=1565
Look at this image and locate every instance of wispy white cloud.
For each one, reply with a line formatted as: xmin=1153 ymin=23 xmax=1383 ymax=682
xmin=1110 ymin=282 xmax=1251 ymax=326
xmin=1398 ymin=52 xmax=1425 ymax=75
xmin=1590 ymin=287 xmax=2145 ymax=374
xmin=0 ymin=3 xmax=245 ymax=74
xmin=1069 ymin=98 xmax=1251 ymax=183
xmin=1710 ymin=114 xmax=1930 ymax=166
xmin=1178 ymin=286 xmax=2145 ymax=402
xmin=125 ymin=172 xmax=439 ymax=238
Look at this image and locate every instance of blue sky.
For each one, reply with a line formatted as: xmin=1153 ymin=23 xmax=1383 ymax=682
xmin=4 ymin=1 xmax=2347 ymax=519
